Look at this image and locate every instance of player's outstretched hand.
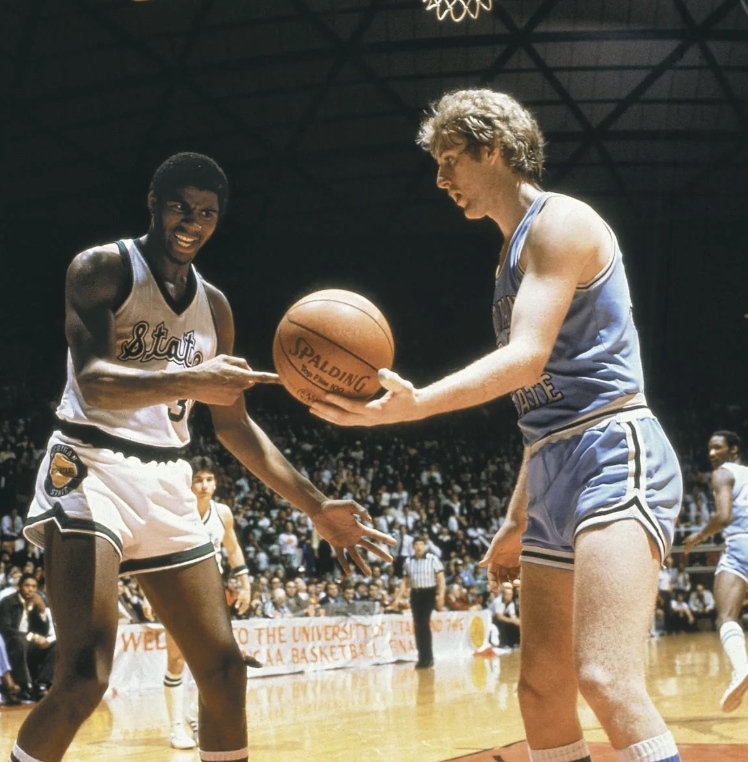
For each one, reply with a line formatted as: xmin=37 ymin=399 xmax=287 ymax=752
xmin=193 ymin=354 xmax=280 ymax=406
xmin=479 ymin=519 xmax=523 ymax=592
xmin=312 ymin=500 xmax=396 ymax=576
xmin=310 ymin=369 xmax=419 ymax=427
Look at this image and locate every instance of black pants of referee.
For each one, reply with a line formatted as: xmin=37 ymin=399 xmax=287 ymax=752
xmin=410 ymin=587 xmax=436 ymax=666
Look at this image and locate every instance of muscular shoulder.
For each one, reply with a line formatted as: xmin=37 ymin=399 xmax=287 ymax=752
xmin=525 ymin=195 xmax=611 ymax=278
xmin=67 ymin=243 xmax=129 ymax=307
xmin=713 ymin=466 xmax=736 ymax=489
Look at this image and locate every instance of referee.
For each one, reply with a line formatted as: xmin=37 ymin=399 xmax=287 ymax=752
xmin=395 ymin=536 xmax=446 ymax=669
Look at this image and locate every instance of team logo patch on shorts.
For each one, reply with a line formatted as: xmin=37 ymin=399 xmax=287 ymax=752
xmin=44 ymin=444 xmax=87 ymax=498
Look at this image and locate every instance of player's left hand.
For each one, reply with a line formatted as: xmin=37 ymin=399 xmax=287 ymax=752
xmin=312 ymin=500 xmax=396 ymax=576
xmin=235 ymin=588 xmax=251 ymax=617
xmin=310 ymin=369 xmax=421 ymax=427
xmin=479 ymin=519 xmax=523 ymax=592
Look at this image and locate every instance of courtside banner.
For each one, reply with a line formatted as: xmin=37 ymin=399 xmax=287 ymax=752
xmin=110 ymin=610 xmax=490 ymax=692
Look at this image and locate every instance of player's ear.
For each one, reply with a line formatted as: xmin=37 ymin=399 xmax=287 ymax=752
xmin=485 ymin=143 xmax=501 ymax=164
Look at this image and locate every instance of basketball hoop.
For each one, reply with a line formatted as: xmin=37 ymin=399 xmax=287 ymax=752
xmin=423 ymin=0 xmax=492 ymax=22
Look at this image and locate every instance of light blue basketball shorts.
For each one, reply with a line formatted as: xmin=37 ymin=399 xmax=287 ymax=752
xmin=716 ymin=534 xmax=748 ymax=585
xmin=520 ymin=412 xmax=683 ymax=571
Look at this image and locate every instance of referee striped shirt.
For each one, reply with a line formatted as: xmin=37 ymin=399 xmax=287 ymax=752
xmin=404 ymin=554 xmax=444 ymax=589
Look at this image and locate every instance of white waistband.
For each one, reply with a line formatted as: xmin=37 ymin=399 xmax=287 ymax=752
xmin=528 ymin=392 xmax=651 ymax=456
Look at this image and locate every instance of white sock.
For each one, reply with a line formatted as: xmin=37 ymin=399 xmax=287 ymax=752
xmin=10 ymin=743 xmax=47 ymax=762
xmin=720 ymin=621 xmax=748 ymax=673
xmin=615 ymin=731 xmax=680 ymax=762
xmin=528 ymin=738 xmax=591 ymax=762
xmin=164 ymin=670 xmax=185 ymax=726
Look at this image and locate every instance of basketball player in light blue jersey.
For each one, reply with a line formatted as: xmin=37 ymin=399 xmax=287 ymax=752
xmin=312 ymin=90 xmax=683 ymax=762
xmin=684 ymin=430 xmax=748 ymax=712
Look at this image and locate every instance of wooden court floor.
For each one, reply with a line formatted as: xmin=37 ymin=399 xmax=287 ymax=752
xmin=1 ymin=632 xmax=746 ymax=761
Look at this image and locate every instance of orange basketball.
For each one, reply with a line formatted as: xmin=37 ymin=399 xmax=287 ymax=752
xmin=272 ymin=289 xmax=394 ymax=406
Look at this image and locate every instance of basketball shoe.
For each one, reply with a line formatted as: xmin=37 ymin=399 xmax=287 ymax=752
xmin=720 ymin=665 xmax=748 ymax=712
xmin=170 ymin=721 xmax=197 ymax=749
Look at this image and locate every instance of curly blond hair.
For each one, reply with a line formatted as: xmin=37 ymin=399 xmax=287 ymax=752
xmin=417 ymin=89 xmax=545 ymax=184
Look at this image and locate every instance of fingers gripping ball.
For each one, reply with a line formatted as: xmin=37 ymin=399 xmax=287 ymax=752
xmin=273 ymin=289 xmax=394 ymax=406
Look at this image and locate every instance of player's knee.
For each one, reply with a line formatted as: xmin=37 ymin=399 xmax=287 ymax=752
xmin=517 ymin=668 xmax=560 ymax=712
xmin=194 ymin=646 xmax=246 ymax=702
xmin=577 ymin=663 xmax=641 ymax=713
xmin=167 ymin=653 xmax=186 ymax=674
xmin=50 ymin=672 xmax=110 ymax=724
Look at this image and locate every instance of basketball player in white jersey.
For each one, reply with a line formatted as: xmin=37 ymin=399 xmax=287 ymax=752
xmin=684 ymin=430 xmax=748 ymax=712
xmin=312 ymin=91 xmax=683 ymax=762
xmin=164 ymin=456 xmax=254 ymax=749
xmin=15 ymin=152 xmax=395 ymax=762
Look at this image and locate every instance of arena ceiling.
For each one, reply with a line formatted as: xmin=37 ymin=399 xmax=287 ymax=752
xmin=3 ymin=0 xmax=748 ymax=240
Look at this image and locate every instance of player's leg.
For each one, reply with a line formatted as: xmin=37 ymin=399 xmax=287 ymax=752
xmin=574 ymin=520 xmax=679 ymax=760
xmin=163 ymin=629 xmax=197 ymax=749
xmin=138 ymin=558 xmax=247 ymax=760
xmin=12 ymin=527 xmax=120 ymax=762
xmin=411 ymin=589 xmax=435 ymax=667
xmin=516 ymin=563 xmax=589 ymax=761
xmin=713 ymin=569 xmax=748 ymax=711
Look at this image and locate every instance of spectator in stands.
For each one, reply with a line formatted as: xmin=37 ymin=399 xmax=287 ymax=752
xmin=445 ymin=583 xmax=471 ymax=612
xmin=689 ymin=584 xmax=716 ymax=631
xmin=1 ymin=508 xmax=23 ymax=552
xmin=669 ymin=591 xmax=695 ymax=633
xmin=0 ymin=634 xmax=22 ymax=705
xmin=263 ymin=589 xmax=292 ymax=619
xmin=284 ymin=580 xmax=308 ymax=616
xmin=0 ymin=573 xmax=56 ymax=701
xmin=277 ymin=521 xmax=299 ymax=571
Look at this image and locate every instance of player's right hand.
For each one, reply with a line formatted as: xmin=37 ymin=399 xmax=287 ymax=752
xmin=479 ymin=519 xmax=523 ymax=592
xmin=310 ymin=368 xmax=421 ymax=427
xmin=191 ymin=355 xmax=280 ymax=405
xmin=681 ymin=532 xmax=702 ymax=557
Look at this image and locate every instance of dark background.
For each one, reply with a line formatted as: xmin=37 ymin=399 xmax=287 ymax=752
xmin=2 ymin=0 xmax=747 ymax=418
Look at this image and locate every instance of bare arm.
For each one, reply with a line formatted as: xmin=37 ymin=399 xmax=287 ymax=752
xmin=66 ymin=246 xmax=272 ymax=410
xmin=392 ymin=575 xmax=410 ymax=607
xmin=479 ymin=450 xmax=529 ymax=591
xmin=311 ymin=198 xmax=605 ymax=426
xmin=206 ymin=288 xmax=395 ymax=575
xmin=683 ymin=468 xmax=734 ymax=553
xmin=435 ymin=570 xmax=446 ymax=611
xmin=217 ymin=503 xmax=251 ymax=616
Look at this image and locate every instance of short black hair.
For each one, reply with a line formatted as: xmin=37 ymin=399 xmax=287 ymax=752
xmin=150 ymin=152 xmax=229 ymax=217
xmin=190 ymin=455 xmax=216 ymax=474
xmin=20 ymin=572 xmax=37 ymax=586
xmin=712 ymin=430 xmax=743 ymax=453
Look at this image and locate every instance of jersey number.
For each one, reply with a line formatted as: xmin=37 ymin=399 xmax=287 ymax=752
xmin=168 ymin=399 xmax=188 ymax=422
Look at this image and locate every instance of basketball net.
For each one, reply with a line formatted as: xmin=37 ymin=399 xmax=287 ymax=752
xmin=423 ymin=0 xmax=492 ymax=22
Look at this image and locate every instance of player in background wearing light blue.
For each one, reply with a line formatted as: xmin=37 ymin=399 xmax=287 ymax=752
xmin=311 ymin=89 xmax=683 ymax=762
xmin=684 ymin=431 xmax=748 ymax=712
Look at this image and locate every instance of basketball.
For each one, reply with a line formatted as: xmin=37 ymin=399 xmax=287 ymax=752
xmin=272 ymin=289 xmax=395 ymax=406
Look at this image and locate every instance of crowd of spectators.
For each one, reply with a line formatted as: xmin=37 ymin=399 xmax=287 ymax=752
xmin=2 ymin=384 xmax=748 ymax=703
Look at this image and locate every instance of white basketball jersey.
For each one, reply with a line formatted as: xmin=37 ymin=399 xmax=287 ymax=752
xmin=57 ymin=239 xmax=218 ymax=447
xmin=203 ymin=500 xmax=227 ymax=571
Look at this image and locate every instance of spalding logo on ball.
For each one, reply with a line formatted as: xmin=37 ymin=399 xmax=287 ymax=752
xmin=273 ymin=289 xmax=394 ymax=406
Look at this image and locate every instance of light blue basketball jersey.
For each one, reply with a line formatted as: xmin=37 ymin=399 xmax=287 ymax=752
xmin=493 ymin=192 xmax=646 ymax=445
xmin=720 ymin=462 xmax=748 ymax=536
